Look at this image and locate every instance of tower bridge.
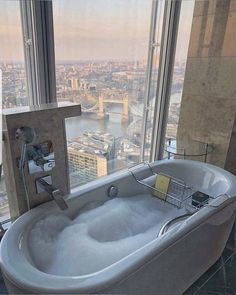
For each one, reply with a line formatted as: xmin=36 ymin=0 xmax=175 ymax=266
xmin=81 ymin=96 xmax=143 ymax=121
xmin=98 ymin=95 xmax=129 ymax=122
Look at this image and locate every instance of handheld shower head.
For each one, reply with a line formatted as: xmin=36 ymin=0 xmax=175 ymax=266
xmin=15 ymin=126 xmax=36 ymax=144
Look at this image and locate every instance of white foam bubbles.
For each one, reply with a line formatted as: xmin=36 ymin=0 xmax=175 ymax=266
xmin=28 ymin=214 xmax=71 ymax=271
xmin=28 ymin=195 xmax=179 ymax=276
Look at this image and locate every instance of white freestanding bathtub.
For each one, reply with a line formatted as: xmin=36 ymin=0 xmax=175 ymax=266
xmin=1 ymin=159 xmax=236 ymax=294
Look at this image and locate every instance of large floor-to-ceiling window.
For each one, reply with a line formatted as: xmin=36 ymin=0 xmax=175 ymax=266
xmin=0 ymin=0 xmax=29 ymax=221
xmin=0 ymin=0 xmax=198 ymax=219
xmin=53 ymin=0 xmax=166 ymax=187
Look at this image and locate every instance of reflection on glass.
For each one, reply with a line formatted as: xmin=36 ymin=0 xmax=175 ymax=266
xmin=0 ymin=165 xmax=8 ymax=222
xmin=26 ymin=141 xmax=55 ymax=174
xmin=0 ymin=169 xmax=10 ymax=223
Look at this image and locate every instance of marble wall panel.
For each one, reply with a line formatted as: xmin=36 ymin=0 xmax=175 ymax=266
xmin=222 ymin=11 xmax=236 ymax=57
xmin=183 ymin=57 xmax=236 ymax=98
xmin=2 ymin=104 xmax=81 ymax=218
xmin=229 ymin=0 xmax=236 ymax=11
xmin=194 ymin=0 xmax=231 ymax=16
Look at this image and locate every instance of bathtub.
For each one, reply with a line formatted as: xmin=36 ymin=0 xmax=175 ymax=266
xmin=1 ymin=159 xmax=236 ymax=294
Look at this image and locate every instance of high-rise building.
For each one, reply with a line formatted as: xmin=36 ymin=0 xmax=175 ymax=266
xmin=68 ymin=145 xmax=107 ymax=184
xmin=67 ymin=131 xmax=115 ymax=186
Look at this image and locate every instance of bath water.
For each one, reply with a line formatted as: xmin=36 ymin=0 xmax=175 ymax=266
xmin=29 ymin=195 xmax=181 ymax=276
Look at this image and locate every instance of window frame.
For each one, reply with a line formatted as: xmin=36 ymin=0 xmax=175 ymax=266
xmin=20 ymin=0 xmax=56 ymax=105
xmin=146 ymin=0 xmax=182 ymax=162
xmin=139 ymin=0 xmax=160 ymax=162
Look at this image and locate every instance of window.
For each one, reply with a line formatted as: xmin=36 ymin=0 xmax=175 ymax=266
xmin=0 ymin=1 xmax=27 ymax=109
xmin=162 ymin=0 xmax=195 ymax=160
xmin=53 ymin=0 xmax=165 ymax=187
xmin=2 ymin=0 xmax=221 ymax=220
xmin=0 ymin=0 xmax=28 ymax=221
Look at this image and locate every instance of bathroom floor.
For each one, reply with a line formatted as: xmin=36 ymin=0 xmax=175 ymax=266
xmin=184 ymin=224 xmax=236 ymax=295
xmin=0 ymin=271 xmax=7 ymax=295
xmin=0 ymin=226 xmax=236 ymax=295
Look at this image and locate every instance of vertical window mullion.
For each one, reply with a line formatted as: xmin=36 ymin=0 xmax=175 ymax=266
xmin=140 ymin=0 xmax=159 ymax=162
xmin=20 ymin=0 xmax=56 ymax=105
xmin=150 ymin=0 xmax=182 ymax=162
xmin=20 ymin=0 xmax=38 ymax=105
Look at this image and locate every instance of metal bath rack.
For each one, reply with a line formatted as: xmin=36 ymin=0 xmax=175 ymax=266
xmin=128 ymin=162 xmax=213 ymax=212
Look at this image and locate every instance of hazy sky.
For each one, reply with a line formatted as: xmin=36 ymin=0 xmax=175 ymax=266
xmin=0 ymin=0 xmax=24 ymax=61
xmin=53 ymin=0 xmax=153 ymax=61
xmin=0 ymin=0 xmax=194 ymax=62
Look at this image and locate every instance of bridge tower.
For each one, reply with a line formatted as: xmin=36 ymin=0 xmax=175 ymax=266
xmin=122 ymin=95 xmax=129 ymax=122
xmin=98 ymin=95 xmax=105 ymax=118
xmin=97 ymin=94 xmax=128 ymax=121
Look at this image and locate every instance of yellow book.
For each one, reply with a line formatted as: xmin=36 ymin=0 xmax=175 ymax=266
xmin=153 ymin=174 xmax=170 ymax=200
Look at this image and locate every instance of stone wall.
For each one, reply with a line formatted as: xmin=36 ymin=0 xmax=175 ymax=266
xmin=176 ymin=0 xmax=236 ymax=170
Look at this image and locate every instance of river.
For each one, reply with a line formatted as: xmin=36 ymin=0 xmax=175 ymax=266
xmin=65 ymin=105 xmax=130 ymax=139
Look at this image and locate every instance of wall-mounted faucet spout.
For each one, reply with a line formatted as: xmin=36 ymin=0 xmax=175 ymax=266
xmin=36 ymin=178 xmax=68 ymax=210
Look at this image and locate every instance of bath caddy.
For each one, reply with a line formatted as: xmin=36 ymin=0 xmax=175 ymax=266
xmin=129 ymin=162 xmax=215 ymax=213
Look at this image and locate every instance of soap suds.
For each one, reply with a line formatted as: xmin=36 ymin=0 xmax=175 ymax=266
xmin=29 ymin=195 xmax=180 ymax=276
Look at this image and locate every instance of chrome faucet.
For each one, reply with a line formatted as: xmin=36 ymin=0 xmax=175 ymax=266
xmin=36 ymin=178 xmax=68 ymax=210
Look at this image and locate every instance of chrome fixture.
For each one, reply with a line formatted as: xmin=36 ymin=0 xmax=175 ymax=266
xmin=36 ymin=178 xmax=68 ymax=210
xmin=158 ymin=214 xmax=192 ymax=237
xmin=26 ymin=141 xmax=55 ymax=174
xmin=107 ymin=185 xmax=118 ymax=198
xmin=16 ymin=126 xmax=37 ymax=210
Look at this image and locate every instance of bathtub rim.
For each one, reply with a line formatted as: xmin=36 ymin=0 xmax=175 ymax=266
xmin=69 ymin=159 xmax=236 ymax=199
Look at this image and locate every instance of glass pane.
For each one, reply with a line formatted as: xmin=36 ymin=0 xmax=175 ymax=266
xmin=0 ymin=2 xmax=27 ymax=109
xmin=162 ymin=0 xmax=195 ymax=160
xmin=53 ymin=0 xmax=157 ymax=187
xmin=143 ymin=0 xmax=165 ymax=161
xmin=0 ymin=0 xmax=28 ymax=221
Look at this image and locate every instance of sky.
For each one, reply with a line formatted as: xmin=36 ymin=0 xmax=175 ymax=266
xmin=0 ymin=0 xmax=195 ymax=62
